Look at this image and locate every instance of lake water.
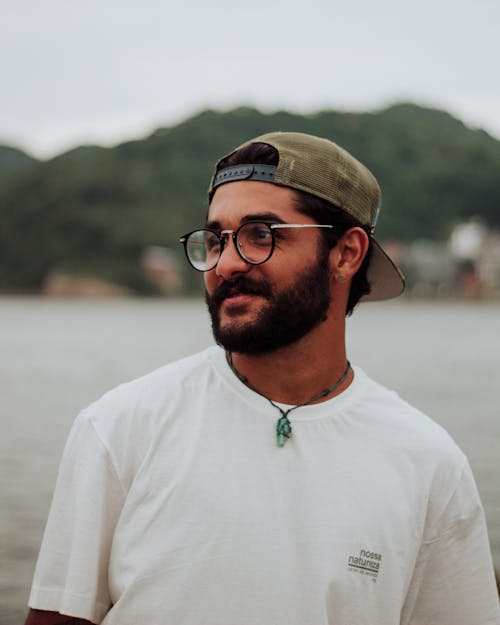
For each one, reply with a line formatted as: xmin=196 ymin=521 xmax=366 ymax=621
xmin=1 ymin=297 xmax=499 ymax=623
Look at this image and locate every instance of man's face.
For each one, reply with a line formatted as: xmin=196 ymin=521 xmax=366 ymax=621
xmin=204 ymin=181 xmax=333 ymax=354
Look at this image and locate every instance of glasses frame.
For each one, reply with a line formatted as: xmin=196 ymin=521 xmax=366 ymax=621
xmin=179 ymin=222 xmax=334 ymax=272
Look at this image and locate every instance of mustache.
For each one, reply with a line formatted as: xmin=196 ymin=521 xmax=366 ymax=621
xmin=208 ymin=276 xmax=272 ymax=308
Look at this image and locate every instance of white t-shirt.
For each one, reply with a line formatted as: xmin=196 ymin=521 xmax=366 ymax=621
xmin=29 ymin=346 xmax=500 ymax=625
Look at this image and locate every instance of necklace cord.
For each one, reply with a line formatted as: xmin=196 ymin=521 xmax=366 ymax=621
xmin=225 ymin=352 xmax=352 ymax=447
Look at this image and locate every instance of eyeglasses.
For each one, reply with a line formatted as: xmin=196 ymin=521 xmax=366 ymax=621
xmin=179 ymin=221 xmax=333 ymax=272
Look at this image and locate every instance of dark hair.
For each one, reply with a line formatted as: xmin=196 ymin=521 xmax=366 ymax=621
xmin=215 ymin=142 xmax=372 ymax=315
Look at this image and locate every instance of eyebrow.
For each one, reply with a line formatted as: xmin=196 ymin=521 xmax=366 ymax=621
xmin=206 ymin=212 xmax=286 ymax=230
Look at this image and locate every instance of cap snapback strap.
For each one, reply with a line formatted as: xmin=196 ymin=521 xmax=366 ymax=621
xmin=212 ymin=164 xmax=276 ymax=191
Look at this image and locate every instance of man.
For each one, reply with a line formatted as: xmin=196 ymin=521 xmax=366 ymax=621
xmin=26 ymin=132 xmax=500 ymax=624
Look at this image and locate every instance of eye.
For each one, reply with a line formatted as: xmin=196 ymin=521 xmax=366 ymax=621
xmin=204 ymin=231 xmax=221 ymax=252
xmin=241 ymin=223 xmax=273 ymax=247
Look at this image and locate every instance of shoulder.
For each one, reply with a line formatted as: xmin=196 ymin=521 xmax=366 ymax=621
xmin=86 ymin=345 xmax=219 ymax=417
xmin=69 ymin=346 xmax=224 ymax=484
xmin=354 ymin=366 xmax=463 ymax=447
xmin=352 ymin=365 xmax=466 ymax=478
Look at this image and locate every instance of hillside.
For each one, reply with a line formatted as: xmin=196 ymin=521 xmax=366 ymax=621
xmin=1 ymin=103 xmax=499 ymax=293
xmin=0 ymin=145 xmax=38 ymax=178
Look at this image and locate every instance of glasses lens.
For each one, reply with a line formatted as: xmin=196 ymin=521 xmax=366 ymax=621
xmin=237 ymin=222 xmax=273 ymax=264
xmin=186 ymin=230 xmax=221 ymax=271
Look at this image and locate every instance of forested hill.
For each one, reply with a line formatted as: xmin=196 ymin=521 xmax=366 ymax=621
xmin=0 ymin=145 xmax=38 ymax=178
xmin=1 ymin=103 xmax=500 ymax=293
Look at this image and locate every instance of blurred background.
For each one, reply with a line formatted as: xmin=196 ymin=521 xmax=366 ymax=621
xmin=1 ymin=0 xmax=499 ymax=621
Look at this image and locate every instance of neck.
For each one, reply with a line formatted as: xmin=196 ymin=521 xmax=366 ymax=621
xmin=228 ymin=320 xmax=351 ymax=405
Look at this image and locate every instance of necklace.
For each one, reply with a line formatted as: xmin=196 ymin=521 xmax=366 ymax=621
xmin=225 ymin=352 xmax=352 ymax=448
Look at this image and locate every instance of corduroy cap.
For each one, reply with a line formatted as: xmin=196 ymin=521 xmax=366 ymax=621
xmin=209 ymin=131 xmax=405 ymax=302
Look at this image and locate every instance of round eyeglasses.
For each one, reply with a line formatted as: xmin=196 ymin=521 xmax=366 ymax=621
xmin=179 ymin=222 xmax=334 ymax=272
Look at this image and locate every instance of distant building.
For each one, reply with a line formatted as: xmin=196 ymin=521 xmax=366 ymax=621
xmin=386 ymin=218 xmax=500 ymax=299
xmin=404 ymin=239 xmax=457 ymax=298
xmin=449 ymin=219 xmax=500 ymax=297
xmin=42 ymin=272 xmax=130 ymax=297
xmin=141 ymin=246 xmax=182 ymax=294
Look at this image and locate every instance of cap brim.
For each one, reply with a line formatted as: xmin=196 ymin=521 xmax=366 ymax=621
xmin=361 ymin=239 xmax=405 ymax=302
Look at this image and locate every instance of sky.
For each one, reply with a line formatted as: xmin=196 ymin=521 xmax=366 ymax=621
xmin=2 ymin=0 xmax=499 ymax=159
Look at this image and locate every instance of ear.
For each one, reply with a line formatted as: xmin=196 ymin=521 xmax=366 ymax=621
xmin=329 ymin=227 xmax=370 ymax=280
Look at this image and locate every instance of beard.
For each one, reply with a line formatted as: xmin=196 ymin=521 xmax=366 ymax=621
xmin=205 ymin=249 xmax=332 ymax=355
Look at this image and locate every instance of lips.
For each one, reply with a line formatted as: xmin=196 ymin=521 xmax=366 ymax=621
xmin=224 ymin=286 xmax=256 ymax=299
xmin=222 ymin=290 xmax=258 ymax=306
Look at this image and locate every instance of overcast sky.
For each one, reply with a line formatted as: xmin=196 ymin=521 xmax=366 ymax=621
xmin=2 ymin=0 xmax=499 ymax=158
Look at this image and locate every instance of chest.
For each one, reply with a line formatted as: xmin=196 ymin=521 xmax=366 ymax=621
xmin=107 ymin=413 xmax=427 ymax=622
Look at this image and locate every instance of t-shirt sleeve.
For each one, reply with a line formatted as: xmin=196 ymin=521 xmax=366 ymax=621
xmin=401 ymin=459 xmax=500 ymax=625
xmin=28 ymin=411 xmax=126 ymax=624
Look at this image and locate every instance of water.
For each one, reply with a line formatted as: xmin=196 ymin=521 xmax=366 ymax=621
xmin=1 ymin=297 xmax=499 ymax=623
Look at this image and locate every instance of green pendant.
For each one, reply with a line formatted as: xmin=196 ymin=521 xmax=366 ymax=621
xmin=276 ymin=415 xmax=292 ymax=447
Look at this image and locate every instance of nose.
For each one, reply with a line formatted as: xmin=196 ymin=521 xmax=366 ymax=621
xmin=215 ymin=233 xmax=251 ymax=280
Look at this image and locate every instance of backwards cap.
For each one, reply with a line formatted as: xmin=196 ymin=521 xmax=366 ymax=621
xmin=209 ymin=131 xmax=404 ymax=302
